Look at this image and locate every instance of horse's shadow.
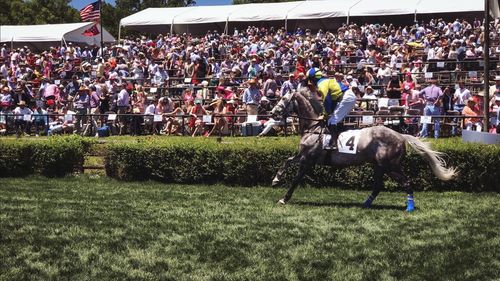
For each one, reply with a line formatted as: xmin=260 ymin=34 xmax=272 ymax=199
xmin=291 ymin=200 xmax=405 ymax=211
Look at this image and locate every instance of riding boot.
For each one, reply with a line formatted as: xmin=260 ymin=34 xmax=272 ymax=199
xmin=327 ymin=124 xmax=339 ymax=150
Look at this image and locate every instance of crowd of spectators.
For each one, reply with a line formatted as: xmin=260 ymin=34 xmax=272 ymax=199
xmin=1 ymin=17 xmax=500 ymax=137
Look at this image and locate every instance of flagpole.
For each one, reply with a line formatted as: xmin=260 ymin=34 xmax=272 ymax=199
xmin=483 ymin=0 xmax=490 ymax=132
xmin=99 ymin=0 xmax=104 ymax=59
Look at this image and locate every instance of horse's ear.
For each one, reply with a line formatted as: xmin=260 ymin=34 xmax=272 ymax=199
xmin=298 ymin=87 xmax=311 ymax=98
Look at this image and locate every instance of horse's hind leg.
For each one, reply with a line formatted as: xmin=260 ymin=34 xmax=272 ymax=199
xmin=278 ymin=158 xmax=309 ymax=204
xmin=388 ymin=167 xmax=414 ymax=212
xmin=272 ymin=154 xmax=300 ymax=187
xmin=364 ymin=165 xmax=385 ymax=208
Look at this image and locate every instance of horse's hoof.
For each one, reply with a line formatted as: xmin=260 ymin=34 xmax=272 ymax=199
xmin=271 ymin=179 xmax=280 ymax=187
xmin=363 ymin=202 xmax=372 ymax=209
xmin=406 ymin=207 xmax=415 ymax=212
xmin=278 ymin=199 xmax=286 ymax=205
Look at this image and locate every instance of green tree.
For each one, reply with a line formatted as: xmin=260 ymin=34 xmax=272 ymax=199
xmin=27 ymin=0 xmax=80 ymax=24
xmin=101 ymin=1 xmax=120 ymax=37
xmin=0 ymin=0 xmax=79 ymax=25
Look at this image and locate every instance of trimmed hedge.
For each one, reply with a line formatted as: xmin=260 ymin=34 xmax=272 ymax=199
xmin=0 ymin=136 xmax=89 ymax=177
xmin=104 ymin=137 xmax=500 ymax=192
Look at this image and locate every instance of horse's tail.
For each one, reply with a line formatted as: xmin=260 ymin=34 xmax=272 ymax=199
xmin=403 ymin=135 xmax=457 ymax=181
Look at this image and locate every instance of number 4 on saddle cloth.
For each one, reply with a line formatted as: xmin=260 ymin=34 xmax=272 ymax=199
xmin=322 ymin=130 xmax=360 ymax=154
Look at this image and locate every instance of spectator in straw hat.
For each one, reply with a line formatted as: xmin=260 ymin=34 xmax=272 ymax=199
xmin=73 ymin=86 xmax=90 ymax=135
xmin=281 ymin=73 xmax=297 ymax=97
xmin=242 ymin=78 xmax=261 ymax=115
xmin=258 ymin=96 xmax=272 ymax=120
xmin=13 ymin=100 xmax=32 ymax=137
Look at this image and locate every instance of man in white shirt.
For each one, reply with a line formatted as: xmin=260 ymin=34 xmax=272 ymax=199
xmin=376 ymin=62 xmax=391 ymax=89
xmin=152 ymin=65 xmax=169 ymax=86
xmin=0 ymin=61 xmax=9 ymax=78
xmin=0 ymin=44 xmax=8 ymax=59
xmin=148 ymin=61 xmax=158 ymax=79
xmin=13 ymin=100 xmax=32 ymax=137
xmin=427 ymin=47 xmax=435 ymax=60
xmin=116 ymin=83 xmax=130 ymax=135
xmin=144 ymin=99 xmax=159 ymax=133
xmin=452 ymin=81 xmax=473 ymax=135
xmin=144 ymin=100 xmax=157 ymax=115
xmin=453 ymin=82 xmax=471 ymax=113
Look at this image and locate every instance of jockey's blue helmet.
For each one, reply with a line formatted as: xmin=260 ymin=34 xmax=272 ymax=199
xmin=306 ymin=68 xmax=323 ymax=81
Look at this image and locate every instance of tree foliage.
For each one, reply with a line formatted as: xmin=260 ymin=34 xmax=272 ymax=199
xmin=0 ymin=0 xmax=80 ymax=25
xmin=0 ymin=0 xmax=197 ymax=37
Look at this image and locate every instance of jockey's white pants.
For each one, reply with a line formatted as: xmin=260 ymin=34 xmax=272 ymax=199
xmin=328 ymin=89 xmax=357 ymax=126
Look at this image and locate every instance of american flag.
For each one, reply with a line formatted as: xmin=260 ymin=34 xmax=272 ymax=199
xmin=80 ymin=1 xmax=101 ymax=22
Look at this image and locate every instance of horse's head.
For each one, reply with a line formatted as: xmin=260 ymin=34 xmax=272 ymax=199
xmin=270 ymin=91 xmax=296 ymax=118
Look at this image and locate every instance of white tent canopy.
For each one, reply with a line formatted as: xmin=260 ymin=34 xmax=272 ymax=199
xmin=415 ymin=0 xmax=484 ymax=15
xmin=287 ymin=0 xmax=354 ymax=20
xmin=0 ymin=22 xmax=115 ymax=47
xmin=348 ymin=0 xmax=419 ymax=17
xmin=227 ymin=2 xmax=303 ymax=22
xmin=119 ymin=0 xmax=494 ymax=35
xmin=173 ymin=5 xmax=240 ymax=24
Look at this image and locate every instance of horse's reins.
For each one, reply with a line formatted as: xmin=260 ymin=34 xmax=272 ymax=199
xmin=284 ymin=114 xmax=326 ymax=138
xmin=278 ymin=91 xmax=327 ymax=138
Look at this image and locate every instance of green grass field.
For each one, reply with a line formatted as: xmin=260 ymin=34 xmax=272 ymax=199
xmin=0 ymin=176 xmax=498 ymax=281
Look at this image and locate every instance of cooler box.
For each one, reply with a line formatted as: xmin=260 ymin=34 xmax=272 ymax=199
xmin=240 ymin=122 xmax=261 ymax=136
xmin=97 ymin=126 xmax=110 ymax=137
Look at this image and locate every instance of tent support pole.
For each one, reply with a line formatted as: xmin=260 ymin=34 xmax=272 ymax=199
xmin=225 ymin=17 xmax=229 ymax=35
xmin=347 ymin=0 xmax=363 ymax=26
xmin=483 ymin=0 xmax=490 ymax=132
xmin=118 ymin=24 xmax=122 ymax=44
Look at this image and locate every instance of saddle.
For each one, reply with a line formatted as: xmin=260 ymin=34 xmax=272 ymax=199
xmin=322 ymin=124 xmax=346 ymax=150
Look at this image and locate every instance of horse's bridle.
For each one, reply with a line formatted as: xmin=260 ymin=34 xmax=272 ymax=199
xmin=271 ymin=91 xmax=296 ymax=119
xmin=271 ymin=91 xmax=325 ymax=136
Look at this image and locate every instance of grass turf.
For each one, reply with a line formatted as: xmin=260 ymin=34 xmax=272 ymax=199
xmin=0 ymin=176 xmax=498 ymax=281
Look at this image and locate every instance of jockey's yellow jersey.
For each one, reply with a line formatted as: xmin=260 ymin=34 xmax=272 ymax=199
xmin=317 ymin=78 xmax=346 ymax=114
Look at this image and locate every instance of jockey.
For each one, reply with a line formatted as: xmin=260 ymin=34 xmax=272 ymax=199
xmin=306 ymin=68 xmax=357 ymax=149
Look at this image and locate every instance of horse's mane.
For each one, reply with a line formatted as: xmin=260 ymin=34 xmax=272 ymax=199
xmin=297 ymin=87 xmax=323 ymax=116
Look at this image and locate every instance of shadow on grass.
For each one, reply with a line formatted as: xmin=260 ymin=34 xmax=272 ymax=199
xmin=291 ymin=200 xmax=405 ymax=211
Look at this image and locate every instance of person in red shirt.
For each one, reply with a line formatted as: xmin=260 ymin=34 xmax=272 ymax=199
xmin=402 ymin=73 xmax=415 ymax=91
xmin=462 ymin=97 xmax=482 ymax=131
xmin=294 ymin=55 xmax=306 ymax=79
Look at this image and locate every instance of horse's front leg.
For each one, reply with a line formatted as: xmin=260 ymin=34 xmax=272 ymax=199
xmin=278 ymin=159 xmax=309 ymax=204
xmin=272 ymin=154 xmax=300 ymax=187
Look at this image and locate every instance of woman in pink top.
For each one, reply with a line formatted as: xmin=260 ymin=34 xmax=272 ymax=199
xmin=132 ymin=85 xmax=146 ymax=114
xmin=189 ymin=99 xmax=207 ymax=137
xmin=207 ymin=99 xmax=227 ymax=137
xmin=183 ymin=89 xmax=194 ymax=107
xmin=402 ymin=73 xmax=415 ymax=91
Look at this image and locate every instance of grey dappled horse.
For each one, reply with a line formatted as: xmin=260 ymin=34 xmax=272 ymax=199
xmin=270 ymin=88 xmax=457 ymax=212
